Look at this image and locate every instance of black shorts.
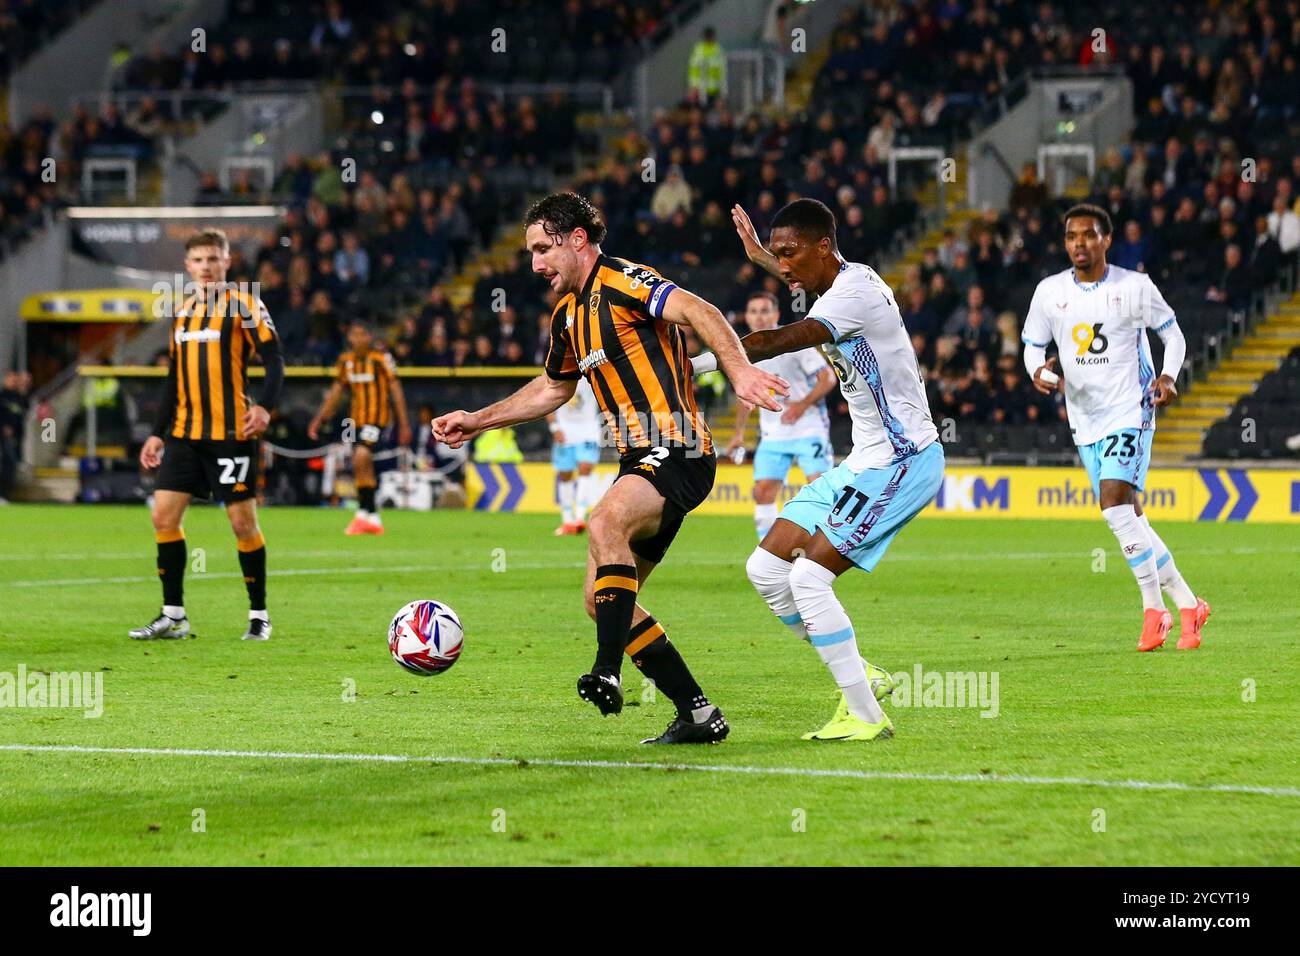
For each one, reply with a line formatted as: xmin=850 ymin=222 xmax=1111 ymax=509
xmin=617 ymin=446 xmax=717 ymax=564
xmin=156 ymin=438 xmax=260 ymax=503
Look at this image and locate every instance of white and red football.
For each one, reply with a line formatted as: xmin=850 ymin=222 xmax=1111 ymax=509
xmin=388 ymin=600 xmax=464 ymax=676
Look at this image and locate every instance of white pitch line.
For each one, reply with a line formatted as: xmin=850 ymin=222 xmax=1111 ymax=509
xmin=1 ymin=743 xmax=1296 ymax=799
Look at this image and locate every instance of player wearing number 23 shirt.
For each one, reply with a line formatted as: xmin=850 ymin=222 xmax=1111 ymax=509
xmin=1022 ymin=203 xmax=1208 ymax=653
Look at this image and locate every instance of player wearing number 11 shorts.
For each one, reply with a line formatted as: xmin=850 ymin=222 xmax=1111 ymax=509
xmin=1023 ymin=204 xmax=1209 ymax=652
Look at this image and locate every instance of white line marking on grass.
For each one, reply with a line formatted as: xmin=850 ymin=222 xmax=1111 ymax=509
xmin=6 ymin=545 xmax=1300 ymax=588
xmin=2 ymin=744 xmax=1296 ymax=799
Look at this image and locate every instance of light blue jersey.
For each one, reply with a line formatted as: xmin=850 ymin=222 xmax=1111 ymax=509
xmin=780 ymin=261 xmax=944 ymax=568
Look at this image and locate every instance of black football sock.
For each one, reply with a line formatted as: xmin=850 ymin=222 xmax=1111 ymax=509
xmin=358 ymin=484 xmax=377 ymax=513
xmin=237 ymin=533 xmax=268 ymax=612
xmin=156 ymin=532 xmax=186 ymax=610
xmin=626 ymin=616 xmax=707 ymax=718
xmin=592 ymin=564 xmax=638 ymax=675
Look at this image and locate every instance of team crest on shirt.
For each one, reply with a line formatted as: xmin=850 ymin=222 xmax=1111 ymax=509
xmin=589 ymin=291 xmax=600 ymax=316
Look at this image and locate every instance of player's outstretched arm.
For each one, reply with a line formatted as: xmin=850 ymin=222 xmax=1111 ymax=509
xmin=433 ymin=374 xmax=577 ymax=449
xmin=660 ymin=285 xmax=788 ymax=411
xmin=738 ymin=318 xmax=833 ymax=363
xmin=731 ymin=204 xmax=782 ymax=279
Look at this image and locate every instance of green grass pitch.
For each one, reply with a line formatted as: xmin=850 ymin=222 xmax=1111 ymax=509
xmin=0 ymin=503 xmax=1296 ymax=866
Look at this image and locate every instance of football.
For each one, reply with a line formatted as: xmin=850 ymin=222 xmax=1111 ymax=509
xmin=387 ymin=600 xmax=464 ymax=676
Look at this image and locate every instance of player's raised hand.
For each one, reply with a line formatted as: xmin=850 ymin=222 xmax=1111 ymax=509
xmin=730 ymin=363 xmax=789 ymax=413
xmin=1032 ymin=357 xmax=1062 ymax=395
xmin=731 ymin=204 xmax=766 ymax=262
xmin=140 ymin=435 xmax=164 ymax=469
xmin=307 ymin=417 xmax=322 ymax=441
xmin=243 ymin=404 xmax=271 ymax=438
xmin=1151 ymin=373 xmax=1178 ymax=407
xmin=433 ymin=410 xmax=482 ymax=449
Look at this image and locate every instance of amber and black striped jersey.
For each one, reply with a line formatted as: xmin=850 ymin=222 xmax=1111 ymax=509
xmin=335 ymin=349 xmax=397 ymax=427
xmin=545 ymin=254 xmax=712 ymax=456
xmin=154 ymin=286 xmax=284 ymax=442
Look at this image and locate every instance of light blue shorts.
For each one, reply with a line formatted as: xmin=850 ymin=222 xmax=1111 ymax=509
xmin=1077 ymin=427 xmax=1152 ymax=494
xmin=552 ymin=441 xmax=600 ymax=472
xmin=753 ymin=436 xmax=833 ymax=482
xmin=779 ymin=441 xmax=945 ymax=571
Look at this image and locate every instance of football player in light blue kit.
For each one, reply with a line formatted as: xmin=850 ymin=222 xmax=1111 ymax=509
xmin=547 ymin=376 xmax=603 ymax=535
xmin=695 ymin=199 xmax=944 ymax=741
xmin=726 ymin=290 xmax=837 ymax=539
xmin=1023 ymin=203 xmax=1208 ymax=652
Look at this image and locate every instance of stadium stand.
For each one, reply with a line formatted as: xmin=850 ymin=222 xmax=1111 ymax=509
xmin=5 ymin=0 xmax=1300 ymax=495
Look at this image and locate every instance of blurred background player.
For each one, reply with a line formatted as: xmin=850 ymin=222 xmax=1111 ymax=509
xmin=698 ymin=199 xmax=944 ymax=742
xmin=131 ymin=229 xmax=283 ymax=642
xmin=1024 ymin=204 xmax=1209 ymax=652
xmin=547 ymin=376 xmax=603 ymax=535
xmin=308 ymin=320 xmax=412 ymax=534
xmin=726 ymin=290 xmax=836 ymax=538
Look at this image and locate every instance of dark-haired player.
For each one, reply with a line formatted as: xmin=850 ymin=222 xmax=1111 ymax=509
xmin=693 ymin=199 xmax=944 ymax=741
xmin=131 ymin=229 xmax=284 ymax=642
xmin=1023 ymin=203 xmax=1206 ymax=652
xmin=308 ymin=319 xmax=412 ymax=534
xmin=434 ymin=191 xmax=788 ymax=744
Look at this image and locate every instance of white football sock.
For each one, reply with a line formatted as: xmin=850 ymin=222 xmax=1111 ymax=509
xmin=745 ymin=547 xmax=807 ymax=640
xmin=1102 ymin=504 xmax=1163 ymax=610
xmin=575 ymin=472 xmax=596 ymax=523
xmin=249 ymin=609 xmax=269 ymax=622
xmin=557 ymin=478 xmax=576 ymax=524
xmin=788 ymin=557 xmax=884 ymax=723
xmin=754 ymin=502 xmax=778 ymax=539
xmin=1138 ymin=513 xmax=1197 ymax=609
xmin=163 ymin=604 xmax=185 ymax=620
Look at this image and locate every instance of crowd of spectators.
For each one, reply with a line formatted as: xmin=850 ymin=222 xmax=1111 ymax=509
xmin=8 ymin=0 xmax=1300 ymax=457
xmin=0 ymin=0 xmax=95 ymax=78
xmin=893 ymin=0 xmax=1300 ymax=432
xmin=119 ymin=0 xmax=684 ymax=97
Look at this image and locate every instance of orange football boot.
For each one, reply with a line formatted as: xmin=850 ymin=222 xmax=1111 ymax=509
xmin=344 ymin=515 xmax=368 ymax=535
xmin=1137 ymin=608 xmax=1173 ymax=651
xmin=1177 ymin=598 xmax=1210 ymax=650
xmin=553 ymin=522 xmax=580 ymax=536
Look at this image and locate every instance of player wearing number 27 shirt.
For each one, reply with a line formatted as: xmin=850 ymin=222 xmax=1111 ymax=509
xmin=130 ymin=228 xmax=284 ymax=644
xmin=1022 ymin=203 xmax=1208 ymax=653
